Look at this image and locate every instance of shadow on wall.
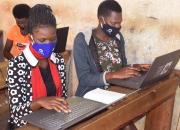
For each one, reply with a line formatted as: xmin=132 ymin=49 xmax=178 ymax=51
xmin=122 ymin=17 xmax=180 ymax=69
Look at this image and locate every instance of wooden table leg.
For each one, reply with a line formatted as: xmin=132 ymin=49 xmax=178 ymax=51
xmin=145 ymin=95 xmax=175 ymax=130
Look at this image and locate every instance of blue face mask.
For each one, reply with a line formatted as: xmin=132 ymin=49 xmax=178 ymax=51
xmin=32 ymin=42 xmax=56 ymax=58
xmin=100 ymin=18 xmax=120 ymax=38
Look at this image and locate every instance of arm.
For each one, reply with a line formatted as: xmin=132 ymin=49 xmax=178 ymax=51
xmin=7 ymin=58 xmax=32 ymax=126
xmin=3 ymin=39 xmax=14 ymax=60
xmin=73 ymin=33 xmax=105 ymax=88
xmin=56 ymin=53 xmax=67 ymax=98
xmin=105 ymin=66 xmax=141 ymax=81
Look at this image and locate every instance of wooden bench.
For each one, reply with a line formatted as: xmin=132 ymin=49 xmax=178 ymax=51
xmin=0 ymin=61 xmax=9 ymax=130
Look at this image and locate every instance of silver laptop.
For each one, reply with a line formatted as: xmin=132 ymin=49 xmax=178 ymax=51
xmin=108 ymin=49 xmax=180 ymax=89
xmin=22 ymin=96 xmax=108 ymax=130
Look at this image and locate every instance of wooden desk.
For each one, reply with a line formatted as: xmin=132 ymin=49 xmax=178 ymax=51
xmin=17 ymin=71 xmax=180 ymax=130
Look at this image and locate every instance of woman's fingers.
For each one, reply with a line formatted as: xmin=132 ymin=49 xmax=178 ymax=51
xmin=51 ymin=97 xmax=71 ymax=113
xmin=140 ymin=64 xmax=151 ymax=71
xmin=126 ymin=68 xmax=141 ymax=76
xmin=51 ymin=103 xmax=69 ymax=113
xmin=40 ymin=97 xmax=71 ymax=113
xmin=128 ymin=66 xmax=141 ymax=71
xmin=131 ymin=64 xmax=151 ymax=72
xmin=51 ymin=105 xmax=62 ymax=113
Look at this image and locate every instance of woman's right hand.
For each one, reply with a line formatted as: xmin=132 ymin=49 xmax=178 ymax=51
xmin=31 ymin=97 xmax=71 ymax=113
xmin=106 ymin=66 xmax=141 ymax=80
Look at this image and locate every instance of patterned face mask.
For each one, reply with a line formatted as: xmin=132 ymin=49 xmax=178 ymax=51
xmin=100 ymin=17 xmax=120 ymax=38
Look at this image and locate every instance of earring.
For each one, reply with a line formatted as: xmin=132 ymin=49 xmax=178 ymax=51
xmin=100 ymin=23 xmax=103 ymax=28
xmin=30 ymin=35 xmax=35 ymax=44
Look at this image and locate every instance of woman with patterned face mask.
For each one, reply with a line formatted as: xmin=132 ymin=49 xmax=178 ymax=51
xmin=73 ymin=0 xmax=150 ymax=130
xmin=6 ymin=4 xmax=71 ymax=129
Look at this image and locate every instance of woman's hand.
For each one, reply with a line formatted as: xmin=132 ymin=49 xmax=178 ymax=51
xmin=31 ymin=97 xmax=71 ymax=113
xmin=132 ymin=64 xmax=151 ymax=72
xmin=106 ymin=66 xmax=141 ymax=80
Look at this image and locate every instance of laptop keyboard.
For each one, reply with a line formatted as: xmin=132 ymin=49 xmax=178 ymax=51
xmin=129 ymin=72 xmax=147 ymax=82
xmin=38 ymin=97 xmax=105 ymax=129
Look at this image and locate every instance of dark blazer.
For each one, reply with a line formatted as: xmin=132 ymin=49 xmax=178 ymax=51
xmin=73 ymin=30 xmax=127 ymax=97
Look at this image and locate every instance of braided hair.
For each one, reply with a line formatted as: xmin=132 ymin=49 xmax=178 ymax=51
xmin=28 ymin=4 xmax=56 ymax=34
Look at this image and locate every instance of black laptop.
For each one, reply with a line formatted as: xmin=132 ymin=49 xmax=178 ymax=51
xmin=108 ymin=49 xmax=180 ymax=89
xmin=53 ymin=27 xmax=69 ymax=53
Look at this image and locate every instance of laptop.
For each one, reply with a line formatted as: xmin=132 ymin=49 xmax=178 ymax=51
xmin=108 ymin=49 xmax=180 ymax=89
xmin=53 ymin=27 xmax=69 ymax=53
xmin=22 ymin=96 xmax=108 ymax=130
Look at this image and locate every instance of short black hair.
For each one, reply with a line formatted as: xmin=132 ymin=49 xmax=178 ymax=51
xmin=12 ymin=4 xmax=30 ymax=19
xmin=97 ymin=0 xmax=122 ymax=17
xmin=28 ymin=4 xmax=56 ymax=34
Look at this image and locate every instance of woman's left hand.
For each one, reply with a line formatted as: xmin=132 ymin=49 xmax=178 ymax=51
xmin=132 ymin=64 xmax=151 ymax=72
xmin=31 ymin=97 xmax=71 ymax=113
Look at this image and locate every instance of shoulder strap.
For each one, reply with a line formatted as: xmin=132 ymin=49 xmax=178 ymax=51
xmin=88 ymin=34 xmax=103 ymax=72
xmin=115 ymin=33 xmax=127 ymax=67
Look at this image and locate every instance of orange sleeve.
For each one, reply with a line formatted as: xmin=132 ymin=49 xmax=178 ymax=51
xmin=7 ymin=25 xmax=16 ymax=40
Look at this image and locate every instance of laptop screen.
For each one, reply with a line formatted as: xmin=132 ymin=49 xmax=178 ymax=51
xmin=53 ymin=27 xmax=69 ymax=53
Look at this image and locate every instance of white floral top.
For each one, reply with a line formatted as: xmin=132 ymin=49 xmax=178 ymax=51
xmin=6 ymin=46 xmax=67 ymax=128
xmin=94 ymin=36 xmax=122 ymax=72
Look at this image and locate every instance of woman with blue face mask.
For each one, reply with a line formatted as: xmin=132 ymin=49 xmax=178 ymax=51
xmin=6 ymin=4 xmax=71 ymax=129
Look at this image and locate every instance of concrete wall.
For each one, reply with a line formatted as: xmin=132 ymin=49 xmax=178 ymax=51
xmin=0 ymin=0 xmax=180 ymax=68
xmin=0 ymin=0 xmax=179 ymax=129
